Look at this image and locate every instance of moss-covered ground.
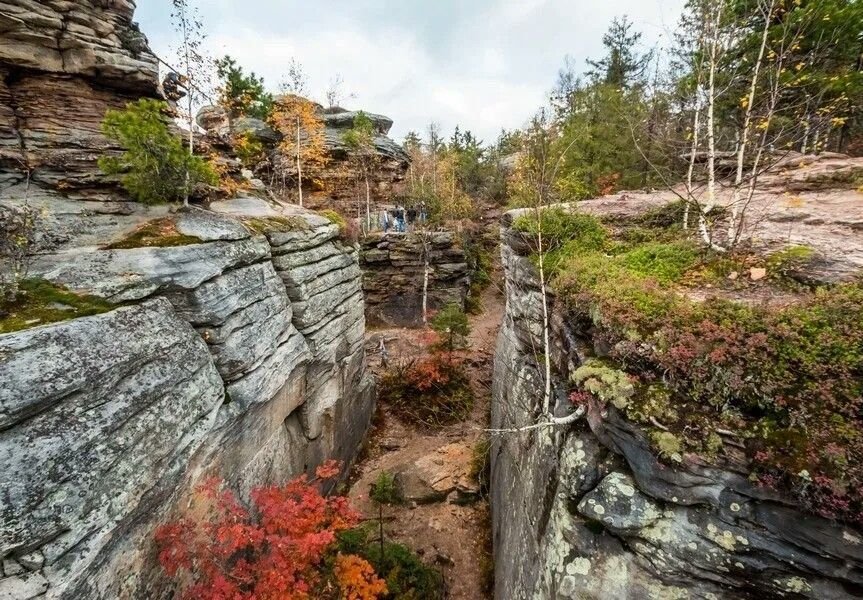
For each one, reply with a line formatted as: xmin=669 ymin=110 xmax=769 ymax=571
xmin=105 ymin=218 xmax=202 ymax=250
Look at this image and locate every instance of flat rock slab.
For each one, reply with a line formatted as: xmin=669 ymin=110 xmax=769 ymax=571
xmin=396 ymin=443 xmax=480 ymax=505
xmin=31 ymin=237 xmax=271 ymax=303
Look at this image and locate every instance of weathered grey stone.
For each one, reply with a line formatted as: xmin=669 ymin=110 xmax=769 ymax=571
xmin=169 ymin=262 xmax=295 ymax=380
xmin=0 ymin=299 xmax=224 ymax=593
xmin=577 ymin=472 xmax=662 ymax=533
xmin=232 ymin=117 xmax=280 ymax=144
xmin=0 ymin=571 xmax=49 ymax=600
xmin=225 ymin=331 xmax=309 ymax=410
xmin=30 ymin=237 xmax=271 ymax=302
xmin=196 ymin=104 xmax=231 ymax=137
xmin=175 ymin=209 xmax=251 ymax=242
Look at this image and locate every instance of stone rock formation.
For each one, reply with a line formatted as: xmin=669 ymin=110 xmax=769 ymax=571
xmin=196 ymin=101 xmax=410 ymax=215
xmin=0 ymin=4 xmax=377 ymax=597
xmin=360 ymin=231 xmax=470 ymax=328
xmin=490 ymin=190 xmax=863 ymax=599
xmin=0 ymin=200 xmax=375 ymax=599
xmin=0 ymin=0 xmax=160 ymax=190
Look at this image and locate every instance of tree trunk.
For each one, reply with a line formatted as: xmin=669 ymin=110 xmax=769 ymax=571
xmin=365 ymin=173 xmax=371 ymax=232
xmin=700 ymin=0 xmax=725 ymax=251
xmin=296 ymin=116 xmax=303 ymax=207
xmin=728 ymin=0 xmax=773 ymax=246
xmin=378 ymin=505 xmax=384 ymax=560
xmin=185 ymin=94 xmax=193 ymax=208
xmin=421 ymin=234 xmax=430 ymax=325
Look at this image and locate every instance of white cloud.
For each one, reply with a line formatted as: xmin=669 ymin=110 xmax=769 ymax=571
xmin=136 ymin=0 xmax=686 ymax=143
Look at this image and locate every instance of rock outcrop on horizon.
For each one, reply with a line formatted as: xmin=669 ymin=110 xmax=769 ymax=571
xmin=196 ymin=101 xmax=410 ymax=216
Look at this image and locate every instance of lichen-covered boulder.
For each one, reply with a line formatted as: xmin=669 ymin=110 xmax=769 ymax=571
xmin=0 ymin=299 xmax=224 ymax=597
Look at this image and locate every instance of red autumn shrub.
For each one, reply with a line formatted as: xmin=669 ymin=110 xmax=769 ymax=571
xmin=378 ymin=354 xmax=474 ymax=428
xmin=155 ymin=461 xmax=387 ymax=599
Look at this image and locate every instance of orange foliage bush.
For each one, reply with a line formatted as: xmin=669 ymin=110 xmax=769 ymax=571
xmin=155 ymin=461 xmax=386 ymax=599
xmin=334 ymin=554 xmax=388 ymax=600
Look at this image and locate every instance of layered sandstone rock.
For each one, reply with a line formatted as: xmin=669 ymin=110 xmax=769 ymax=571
xmin=490 ymin=205 xmax=863 ymax=599
xmin=0 ymin=201 xmax=374 ymax=599
xmin=360 ymin=230 xmax=470 ymax=328
xmin=196 ymin=102 xmax=410 ymax=215
xmin=0 ymin=0 xmax=160 ymax=189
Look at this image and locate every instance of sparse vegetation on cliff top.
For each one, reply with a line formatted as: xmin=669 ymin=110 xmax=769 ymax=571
xmin=99 ymin=99 xmax=218 ymax=205
xmin=515 ymin=207 xmax=863 ymax=524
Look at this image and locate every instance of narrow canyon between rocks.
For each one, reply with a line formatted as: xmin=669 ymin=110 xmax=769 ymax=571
xmin=348 ymin=271 xmax=505 ymax=600
xmin=1 ymin=1 xmax=863 ymax=599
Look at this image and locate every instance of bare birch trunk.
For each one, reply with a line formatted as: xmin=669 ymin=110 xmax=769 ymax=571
xmin=296 ymin=116 xmax=303 ymax=207
xmin=365 ymin=173 xmax=371 ymax=232
xmin=699 ymin=0 xmax=725 ymax=251
xmin=728 ymin=0 xmax=774 ymax=246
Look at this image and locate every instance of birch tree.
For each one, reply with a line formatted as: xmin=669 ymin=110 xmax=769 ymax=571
xmin=344 ymin=112 xmax=380 ymax=232
xmin=171 ymin=0 xmax=210 ymax=207
xmin=271 ymin=95 xmax=328 ymax=207
xmin=489 ymin=110 xmax=584 ymax=434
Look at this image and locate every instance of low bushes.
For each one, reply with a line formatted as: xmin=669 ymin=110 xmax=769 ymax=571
xmin=336 ymin=527 xmax=445 ymax=600
xmin=377 ymin=355 xmax=474 ymax=428
xmin=155 ymin=463 xmax=389 ymax=599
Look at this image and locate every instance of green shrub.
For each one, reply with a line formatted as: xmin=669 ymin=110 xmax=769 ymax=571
xmin=99 ymin=99 xmax=217 ymax=204
xmin=618 ymin=241 xmax=700 ymax=284
xmin=430 ymin=303 xmax=471 ymax=352
xmin=370 ymin=471 xmax=402 ymax=507
xmin=215 ymin=55 xmax=274 ymax=119
xmin=513 ymin=208 xmax=607 ymax=253
xmin=336 ymin=526 xmax=445 ymax=600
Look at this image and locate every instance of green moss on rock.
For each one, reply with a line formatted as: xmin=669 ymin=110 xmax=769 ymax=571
xmin=572 ymin=359 xmax=635 ymax=410
xmin=243 ymin=215 xmax=310 ymax=234
xmin=0 ymin=279 xmax=114 ymax=334
xmin=105 ymin=218 xmax=202 ymax=250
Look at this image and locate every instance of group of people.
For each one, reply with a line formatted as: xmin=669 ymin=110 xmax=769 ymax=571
xmin=379 ymin=201 xmax=428 ymax=233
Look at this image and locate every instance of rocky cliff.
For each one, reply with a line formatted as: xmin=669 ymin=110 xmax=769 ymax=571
xmin=197 ymin=103 xmax=410 ymax=215
xmin=360 ymin=231 xmax=470 ymax=328
xmin=0 ymin=3 xmax=377 ymax=597
xmin=0 ymin=199 xmax=375 ymax=599
xmin=490 ymin=200 xmax=863 ymax=599
xmin=0 ymin=0 xmax=159 ymax=190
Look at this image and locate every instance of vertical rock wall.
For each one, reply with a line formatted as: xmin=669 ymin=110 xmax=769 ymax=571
xmin=0 ymin=204 xmax=375 ymax=599
xmin=490 ymin=218 xmax=863 ymax=600
xmin=0 ymin=0 xmax=160 ymax=189
xmin=360 ymin=231 xmax=470 ymax=328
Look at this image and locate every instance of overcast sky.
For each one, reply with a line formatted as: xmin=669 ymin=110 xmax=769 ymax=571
xmin=135 ymin=0 xmax=686 ymax=144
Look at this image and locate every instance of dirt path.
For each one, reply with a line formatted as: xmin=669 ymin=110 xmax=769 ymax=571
xmin=348 ymin=274 xmax=505 ymax=599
